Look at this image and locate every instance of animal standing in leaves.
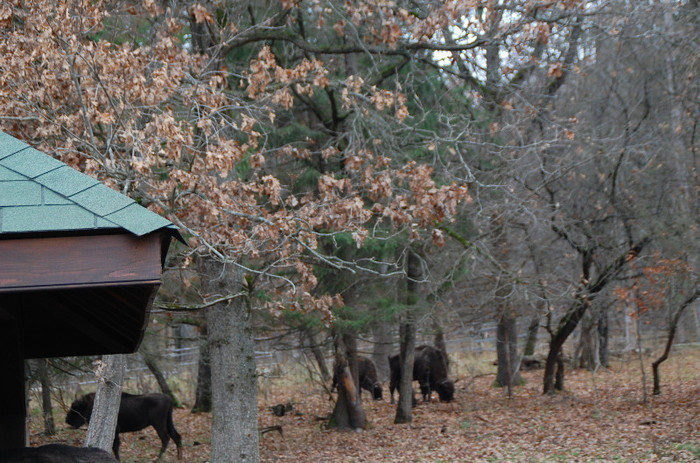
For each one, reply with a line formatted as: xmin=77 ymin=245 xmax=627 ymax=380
xmin=331 ymin=355 xmax=383 ymax=400
xmin=65 ymin=392 xmax=182 ymax=460
xmin=389 ymin=344 xmax=454 ymax=404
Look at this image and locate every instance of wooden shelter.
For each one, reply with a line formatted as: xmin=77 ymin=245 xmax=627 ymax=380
xmin=0 ymin=131 xmax=182 ymax=448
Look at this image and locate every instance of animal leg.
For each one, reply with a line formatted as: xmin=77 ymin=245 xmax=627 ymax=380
xmin=112 ymin=432 xmax=120 ymax=460
xmin=154 ymin=422 xmax=171 ymax=459
xmin=167 ymin=410 xmax=183 ymax=460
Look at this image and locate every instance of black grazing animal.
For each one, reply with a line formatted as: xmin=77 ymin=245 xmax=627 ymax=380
xmin=389 ymin=344 xmax=455 ymax=404
xmin=65 ymin=392 xmax=182 ymax=460
xmin=331 ymin=356 xmax=383 ymax=400
xmin=0 ymin=444 xmax=118 ymax=463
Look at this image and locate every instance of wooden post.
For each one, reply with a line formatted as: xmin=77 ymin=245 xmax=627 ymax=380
xmin=0 ymin=312 xmax=26 ymax=448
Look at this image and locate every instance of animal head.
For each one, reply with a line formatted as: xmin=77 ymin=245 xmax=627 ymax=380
xmin=436 ymin=379 xmax=455 ymax=402
xmin=65 ymin=395 xmax=93 ymax=429
xmin=372 ymin=383 xmax=383 ymax=401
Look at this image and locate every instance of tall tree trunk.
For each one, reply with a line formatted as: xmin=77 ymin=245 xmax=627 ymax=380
xmin=523 ymin=315 xmax=540 ymax=357
xmin=329 ymin=332 xmax=365 ymax=430
xmin=394 ymin=320 xmax=416 ymax=423
xmin=598 ymin=308 xmax=609 ymax=368
xmin=624 ymin=306 xmax=635 ymax=351
xmin=394 ymin=249 xmax=420 ymax=424
xmin=652 ymin=290 xmax=699 ymax=395
xmin=201 ymin=258 xmax=259 ymax=463
xmin=496 ymin=312 xmax=521 ymax=390
xmin=543 ymin=297 xmax=587 ymax=394
xmin=85 ymin=354 xmax=125 ymax=452
xmin=192 ymin=323 xmax=212 ymax=413
xmin=372 ymin=320 xmax=393 ymax=382
xmin=36 ymin=359 xmax=55 ymax=436
xmin=574 ymin=318 xmax=598 ymax=371
xmin=344 ymin=332 xmax=360 ymax=394
xmin=554 ymin=354 xmax=565 ymax=391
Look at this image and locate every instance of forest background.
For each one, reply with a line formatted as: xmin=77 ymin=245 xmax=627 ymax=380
xmin=1 ymin=0 xmax=699 ymax=461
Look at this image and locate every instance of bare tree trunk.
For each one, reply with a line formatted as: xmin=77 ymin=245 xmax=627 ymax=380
xmin=202 ymin=257 xmax=260 ymax=463
xmin=523 ymin=315 xmax=540 ymax=357
xmin=344 ymin=333 xmax=360 ymax=394
xmin=329 ymin=333 xmax=365 ymax=430
xmin=575 ymin=318 xmax=598 ymax=371
xmin=624 ymin=306 xmax=635 ymax=351
xmin=372 ymin=320 xmax=393 ymax=382
xmin=652 ymin=319 xmax=676 ymax=396
xmin=192 ymin=322 xmax=212 ymax=413
xmin=635 ymin=307 xmax=648 ymax=405
xmin=554 ymin=354 xmax=565 ymax=391
xmin=598 ymin=308 xmax=609 ymax=367
xmin=394 ymin=320 xmax=416 ymax=424
xmin=652 ymin=289 xmax=699 ymax=395
xmin=395 ymin=249 xmax=420 ymax=424
xmin=496 ymin=312 xmax=521 ymax=389
xmin=503 ymin=323 xmax=513 ymax=397
xmin=85 ymin=354 xmax=125 ymax=453
xmin=36 ymin=359 xmax=55 ymax=436
xmin=544 ymin=297 xmax=587 ymax=394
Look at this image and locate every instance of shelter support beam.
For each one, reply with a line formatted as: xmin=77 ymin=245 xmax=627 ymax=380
xmin=0 ymin=312 xmax=26 ymax=448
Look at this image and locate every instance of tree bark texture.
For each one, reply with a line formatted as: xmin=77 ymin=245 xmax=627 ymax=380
xmin=372 ymin=321 xmax=393 ymax=382
xmin=523 ymin=315 xmax=540 ymax=357
xmin=574 ymin=318 xmax=598 ymax=371
xmin=201 ymin=258 xmax=259 ymax=463
xmin=554 ymin=354 xmax=565 ymax=391
xmin=329 ymin=334 xmax=366 ymax=430
xmin=598 ymin=309 xmax=609 ymax=368
xmin=394 ymin=320 xmax=416 ymax=424
xmin=394 ymin=249 xmax=420 ymax=424
xmin=85 ymin=354 xmax=125 ymax=452
xmin=496 ymin=312 xmax=521 ymax=389
xmin=36 ymin=359 xmax=56 ymax=436
xmin=543 ymin=297 xmax=587 ymax=394
xmin=192 ymin=322 xmax=212 ymax=413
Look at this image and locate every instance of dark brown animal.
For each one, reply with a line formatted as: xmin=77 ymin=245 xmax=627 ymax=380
xmin=65 ymin=392 xmax=182 ymax=460
xmin=389 ymin=344 xmax=454 ymax=404
xmin=270 ymin=402 xmax=294 ymax=416
xmin=331 ymin=356 xmax=383 ymax=400
xmin=0 ymin=444 xmax=118 ymax=462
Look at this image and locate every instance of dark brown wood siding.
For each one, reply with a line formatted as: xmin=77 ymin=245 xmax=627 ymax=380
xmin=0 ymin=233 xmax=162 ymax=292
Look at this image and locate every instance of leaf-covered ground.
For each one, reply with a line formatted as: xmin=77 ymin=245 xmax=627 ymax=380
xmin=31 ymin=348 xmax=699 ymax=462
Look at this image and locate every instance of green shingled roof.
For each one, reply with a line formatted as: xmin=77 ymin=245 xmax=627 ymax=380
xmin=0 ymin=131 xmax=180 ymax=238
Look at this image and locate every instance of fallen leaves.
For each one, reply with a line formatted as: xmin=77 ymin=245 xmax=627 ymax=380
xmin=29 ymin=349 xmax=700 ymax=462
